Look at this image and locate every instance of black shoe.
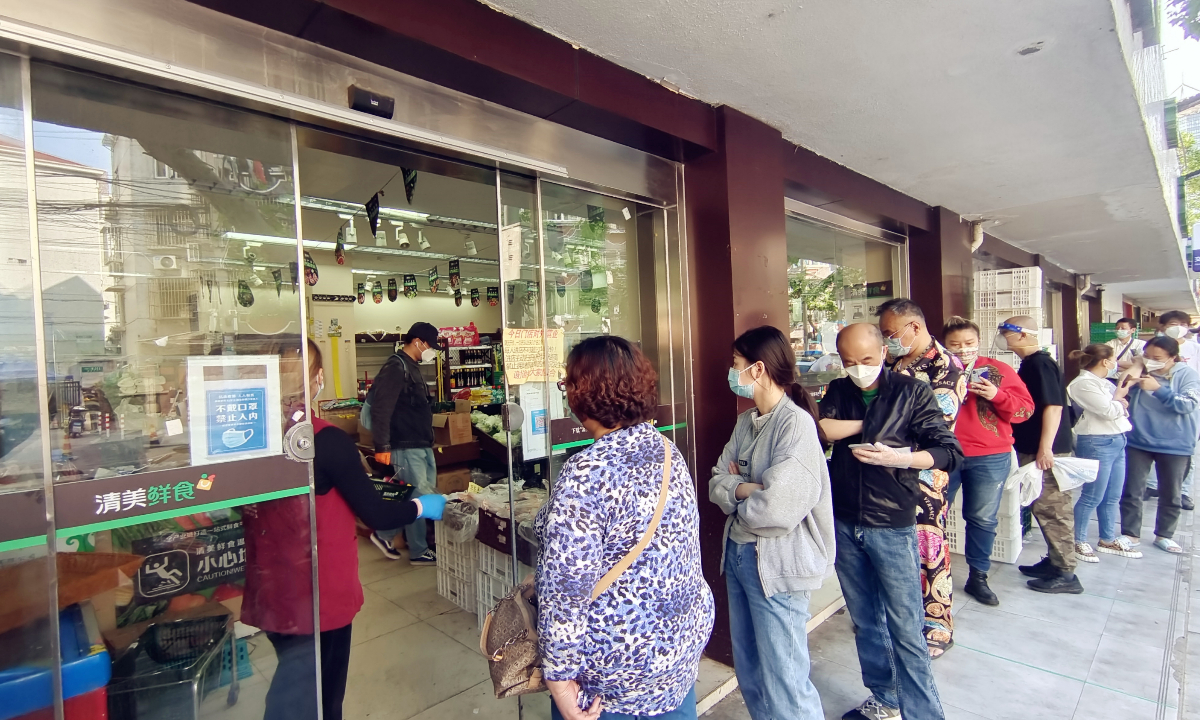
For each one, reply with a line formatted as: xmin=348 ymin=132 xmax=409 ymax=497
xmin=1183 ymin=495 xmax=1195 ymax=511
xmin=964 ymin=570 xmax=999 ymax=606
xmin=1027 ymin=571 xmax=1084 ymax=594
xmin=1018 ymin=557 xmax=1057 ymax=579
xmin=1145 ymin=487 xmax=1160 ymax=500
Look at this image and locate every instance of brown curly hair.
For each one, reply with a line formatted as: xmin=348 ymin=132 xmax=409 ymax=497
xmin=564 ymin=335 xmax=658 ymax=429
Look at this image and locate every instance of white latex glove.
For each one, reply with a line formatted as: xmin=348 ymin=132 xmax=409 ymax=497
xmin=852 ymin=442 xmax=914 ymax=468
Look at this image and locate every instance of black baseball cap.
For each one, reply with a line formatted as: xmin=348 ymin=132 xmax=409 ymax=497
xmin=404 ymin=321 xmax=440 ymax=347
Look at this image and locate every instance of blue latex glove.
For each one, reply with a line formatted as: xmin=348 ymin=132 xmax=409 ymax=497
xmin=416 ymin=494 xmax=448 ymax=521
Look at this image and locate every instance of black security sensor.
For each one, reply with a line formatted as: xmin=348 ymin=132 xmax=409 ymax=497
xmin=348 ymin=85 xmax=395 ymax=119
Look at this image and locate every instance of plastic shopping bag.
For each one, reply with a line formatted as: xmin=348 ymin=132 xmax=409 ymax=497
xmin=1008 ymin=461 xmax=1044 ymax=507
xmin=1051 ymin=456 xmax=1101 ymax=493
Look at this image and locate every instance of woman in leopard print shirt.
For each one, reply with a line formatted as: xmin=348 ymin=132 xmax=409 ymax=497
xmin=535 ymin=336 xmax=714 ymax=720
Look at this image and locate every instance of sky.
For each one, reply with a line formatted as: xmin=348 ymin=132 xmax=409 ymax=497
xmin=1163 ymin=13 xmax=1200 ymax=100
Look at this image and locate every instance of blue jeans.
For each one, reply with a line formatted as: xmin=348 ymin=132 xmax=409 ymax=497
xmin=1073 ymin=434 xmax=1127 ymax=543
xmin=834 ymin=520 xmax=945 ymax=720
xmin=377 ymin=447 xmax=436 ymax=558
xmin=724 ymin=540 xmax=822 ymax=720
xmin=550 ymin=687 xmax=696 ymax=720
xmin=946 ymin=451 xmax=1012 ymax=573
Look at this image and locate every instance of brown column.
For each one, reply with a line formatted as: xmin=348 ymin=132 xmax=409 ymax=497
xmin=685 ymin=107 xmax=786 ymax=664
xmin=1062 ymin=284 xmax=1083 ymax=377
xmin=908 ymin=207 xmax=971 ymax=334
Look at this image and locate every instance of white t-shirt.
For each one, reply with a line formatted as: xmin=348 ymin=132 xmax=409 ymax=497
xmin=1105 ymin=336 xmax=1145 ymax=363
xmin=1178 ymin=338 xmax=1200 ymax=374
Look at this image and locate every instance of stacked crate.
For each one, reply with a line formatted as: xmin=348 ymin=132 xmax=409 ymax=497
xmin=944 ymin=482 xmax=1024 ymax=563
xmin=972 ymin=267 xmax=1044 ymax=370
xmin=434 ymin=522 xmax=478 ymax=614
xmin=475 ymin=543 xmax=534 ymax=630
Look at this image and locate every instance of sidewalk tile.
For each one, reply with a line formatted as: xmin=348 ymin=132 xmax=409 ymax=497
xmin=952 ymin=605 xmax=1101 ymax=680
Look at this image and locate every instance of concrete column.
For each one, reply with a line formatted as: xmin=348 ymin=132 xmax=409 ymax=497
xmin=685 ymin=106 xmax=786 ymax=664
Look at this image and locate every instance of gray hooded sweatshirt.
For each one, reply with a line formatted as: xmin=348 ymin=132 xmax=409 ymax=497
xmin=709 ymin=395 xmax=836 ymax=597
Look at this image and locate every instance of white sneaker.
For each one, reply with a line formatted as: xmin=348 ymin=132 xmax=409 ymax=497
xmin=1075 ymin=542 xmax=1099 ymax=563
xmin=1097 ymin=537 xmax=1143 ymax=558
xmin=843 ymin=697 xmax=902 ymax=720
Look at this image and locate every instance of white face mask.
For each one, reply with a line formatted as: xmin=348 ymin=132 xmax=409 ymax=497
xmin=993 ymin=333 xmax=1010 ymax=352
xmin=1145 ymin=359 xmax=1168 ymax=373
xmin=844 ymin=363 xmax=883 ymax=388
xmin=1116 ymin=328 xmax=1133 ymax=340
xmin=1165 ymin=325 xmax=1188 ymax=340
xmin=420 ymin=345 xmax=439 ymax=363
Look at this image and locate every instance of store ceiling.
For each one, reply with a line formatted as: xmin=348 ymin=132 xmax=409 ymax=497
xmin=485 ymin=0 xmax=1193 ymax=311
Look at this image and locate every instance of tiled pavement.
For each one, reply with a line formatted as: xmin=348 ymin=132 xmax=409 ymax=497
xmin=706 ymin=498 xmax=1198 ymax=720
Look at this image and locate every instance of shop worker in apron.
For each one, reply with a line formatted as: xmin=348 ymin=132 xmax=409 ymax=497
xmin=875 ymin=298 xmax=966 ymax=660
xmin=368 ymin=321 xmax=441 ymax=564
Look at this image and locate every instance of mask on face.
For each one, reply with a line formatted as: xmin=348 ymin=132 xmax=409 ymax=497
xmin=953 ymin=348 xmax=979 ymax=368
xmin=420 ymin=345 xmax=438 ymax=363
xmin=884 ymin=325 xmax=913 ymax=358
xmin=1165 ymin=325 xmax=1189 ymax=340
xmin=993 ymin=332 xmax=1011 ymax=352
xmin=1145 ymin=359 xmax=1168 ymax=373
xmin=1116 ymin=328 xmax=1133 ymax=340
xmin=728 ymin=366 xmax=757 ymax=398
xmin=844 ymin=363 xmax=883 ymax=388
xmin=316 ymin=378 xmax=325 ymax=397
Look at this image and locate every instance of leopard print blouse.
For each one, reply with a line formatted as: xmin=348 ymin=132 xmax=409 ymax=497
xmin=534 ymin=422 xmax=715 ymax=716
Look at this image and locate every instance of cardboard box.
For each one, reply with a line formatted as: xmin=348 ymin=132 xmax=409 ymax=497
xmin=454 ymin=399 xmax=473 ymax=415
xmin=322 ymin=407 xmax=361 ymax=437
xmin=436 ymin=464 xmax=472 ymax=494
xmin=434 ymin=441 xmax=480 ymax=467
xmin=432 ymin=412 xmax=473 ymax=446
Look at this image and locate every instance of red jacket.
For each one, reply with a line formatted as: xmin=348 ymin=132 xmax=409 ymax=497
xmin=954 ymin=357 xmax=1035 ymax=457
xmin=241 ymin=418 xmax=363 ymax=634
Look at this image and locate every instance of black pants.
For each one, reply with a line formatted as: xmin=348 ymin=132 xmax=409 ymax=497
xmin=265 ymin=623 xmax=353 ymax=720
xmin=1120 ymin=448 xmax=1190 ymax=540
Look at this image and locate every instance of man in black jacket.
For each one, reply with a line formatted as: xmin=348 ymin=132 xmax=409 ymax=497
xmin=818 ymin=323 xmax=962 ymax=720
xmin=368 ymin=321 xmax=441 ymax=564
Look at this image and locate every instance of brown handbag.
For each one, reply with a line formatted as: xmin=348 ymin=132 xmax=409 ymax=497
xmin=479 ymin=436 xmax=672 ymax=699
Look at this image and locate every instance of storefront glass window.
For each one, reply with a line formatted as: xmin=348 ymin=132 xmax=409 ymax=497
xmin=0 ymin=51 xmax=57 ymax=719
xmin=29 ymin=62 xmax=314 ymax=719
xmin=786 ymin=214 xmax=904 ymax=396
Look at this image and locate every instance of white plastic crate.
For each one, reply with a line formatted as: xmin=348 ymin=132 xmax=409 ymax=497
xmin=973 ymin=267 xmax=1043 ymax=292
xmin=946 ymin=494 xmax=1021 ymax=538
xmin=436 ymin=569 xmax=476 ymax=613
xmin=434 ymin=523 xmax=478 ymax=583
xmin=945 ymin=524 xmax=1023 ymax=564
xmin=974 ymin=287 xmax=1043 ymax=310
xmin=477 ymin=543 xmax=532 ymax=584
xmin=476 ymin=568 xmax=525 ymax=631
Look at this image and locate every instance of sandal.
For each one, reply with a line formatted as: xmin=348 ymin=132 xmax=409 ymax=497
xmin=927 ymin=638 xmax=954 ymax=660
xmin=1154 ymin=537 xmax=1182 ymax=554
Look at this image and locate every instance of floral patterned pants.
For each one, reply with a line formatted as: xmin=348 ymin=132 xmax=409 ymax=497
xmin=917 ymin=469 xmax=953 ymax=647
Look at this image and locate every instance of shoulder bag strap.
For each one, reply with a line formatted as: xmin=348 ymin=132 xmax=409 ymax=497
xmin=589 ymin=435 xmax=671 ymax=601
xmin=1116 ymin=337 xmax=1136 ymax=362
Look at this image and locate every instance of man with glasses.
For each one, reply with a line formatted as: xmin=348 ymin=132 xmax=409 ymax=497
xmin=367 ymin=321 xmax=441 ymax=565
xmin=876 ymin=298 xmax=966 ymax=660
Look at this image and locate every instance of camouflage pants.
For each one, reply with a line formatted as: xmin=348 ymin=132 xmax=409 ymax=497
xmin=1018 ymin=453 xmax=1077 ymax=572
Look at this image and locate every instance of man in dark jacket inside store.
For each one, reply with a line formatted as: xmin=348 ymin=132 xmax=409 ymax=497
xmin=819 ymin=322 xmax=962 ymax=720
xmin=368 ymin=321 xmax=441 ymax=564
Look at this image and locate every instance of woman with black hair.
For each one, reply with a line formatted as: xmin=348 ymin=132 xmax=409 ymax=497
xmin=709 ymin=325 xmax=834 ymax=720
xmin=1119 ymin=335 xmax=1200 ymax=554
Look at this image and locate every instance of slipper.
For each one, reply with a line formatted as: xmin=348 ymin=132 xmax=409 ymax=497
xmin=927 ymin=638 xmax=954 ymax=660
xmin=1154 ymin=537 xmax=1182 ymax=554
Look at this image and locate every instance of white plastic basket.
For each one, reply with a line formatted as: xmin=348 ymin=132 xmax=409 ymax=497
xmin=974 ymin=287 xmax=1043 ymax=310
xmin=434 ymin=523 xmax=478 ymax=583
xmin=974 ymin=267 xmax=1043 ymax=292
xmin=477 ymin=543 xmax=532 ymax=584
xmin=436 ymin=569 xmax=475 ymax=614
xmin=945 ymin=522 xmax=1023 ymax=564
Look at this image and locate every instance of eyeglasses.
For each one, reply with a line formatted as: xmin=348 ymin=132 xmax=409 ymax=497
xmin=556 ymin=380 xmax=568 ymax=392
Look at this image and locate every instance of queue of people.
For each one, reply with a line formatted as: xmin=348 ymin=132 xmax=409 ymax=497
xmin=243 ymin=307 xmax=1195 ymax=720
